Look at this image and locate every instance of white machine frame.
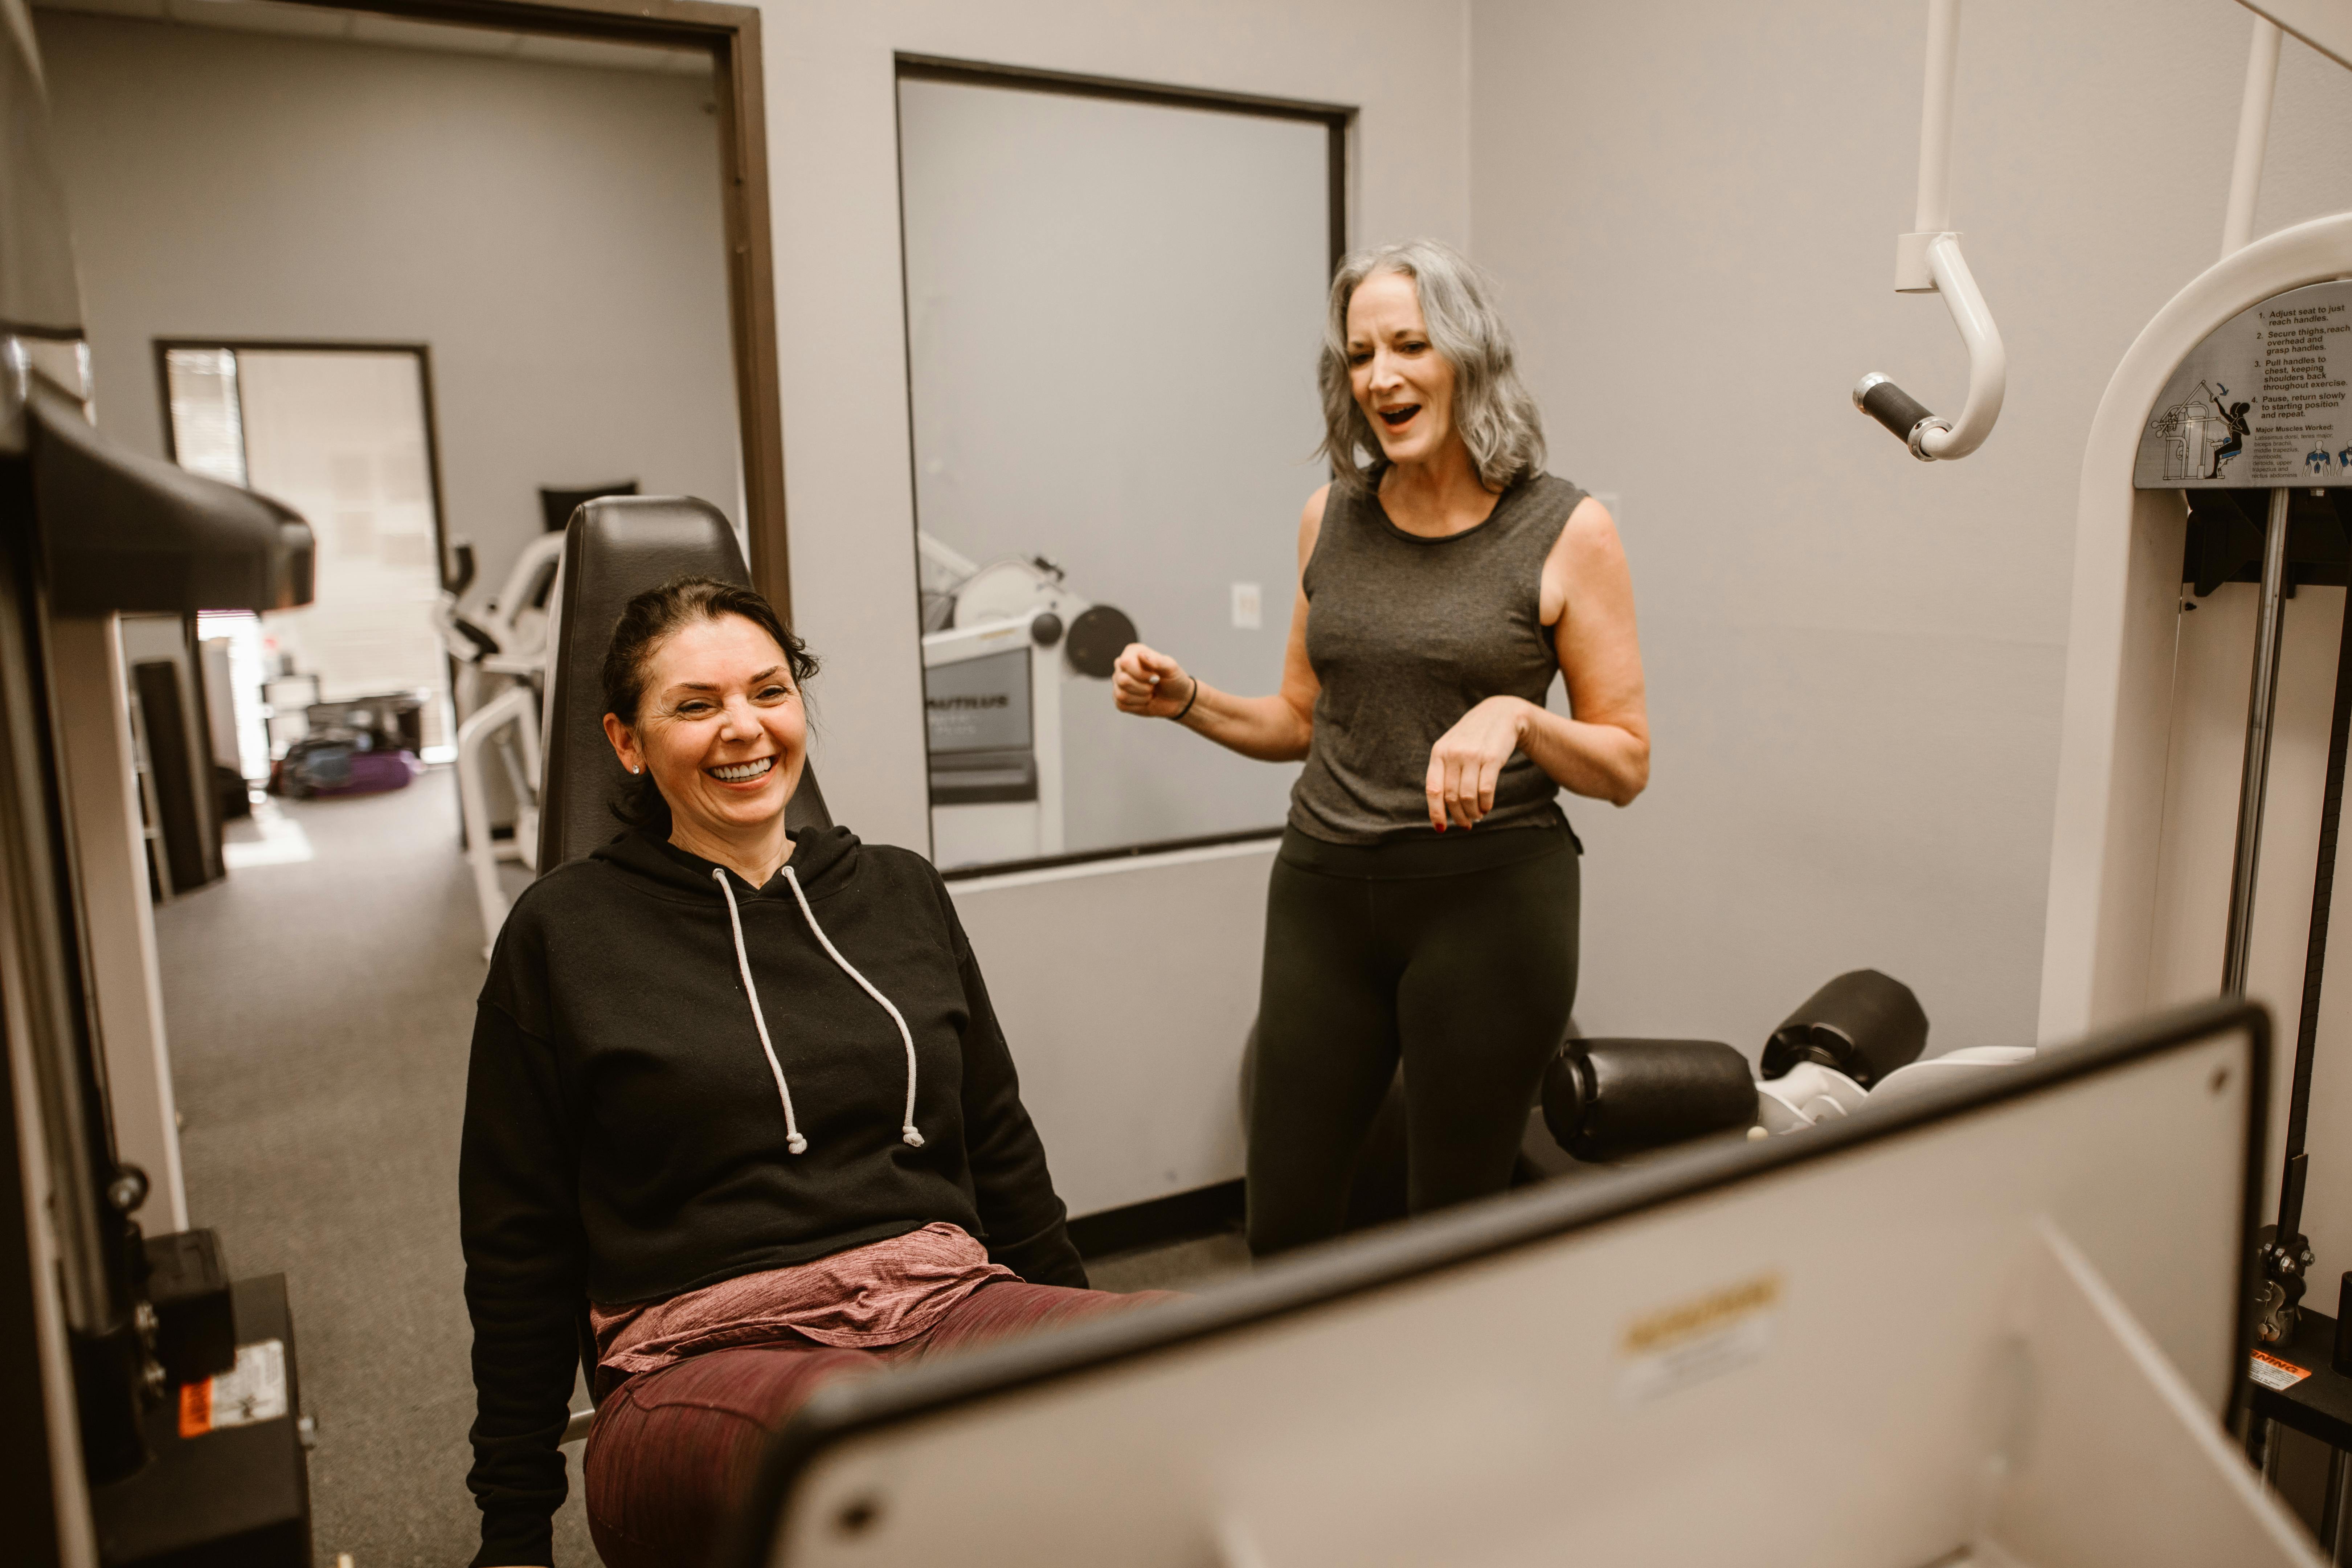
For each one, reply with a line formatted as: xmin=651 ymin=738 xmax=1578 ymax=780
xmin=921 ymin=614 xmax=1066 ymax=867
xmin=437 ymin=531 xmax=563 ymax=954
xmin=2041 ymin=5 xmax=2352 ymax=1036
xmin=917 ymin=531 xmax=1120 ymax=869
xmin=727 ymin=998 xmax=2308 ymax=1568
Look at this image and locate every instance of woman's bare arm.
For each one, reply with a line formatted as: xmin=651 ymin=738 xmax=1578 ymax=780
xmin=1421 ymin=495 xmax=1649 ymax=829
xmin=1112 ymin=487 xmax=1326 ymax=764
xmin=1520 ymin=496 xmax=1648 ymax=805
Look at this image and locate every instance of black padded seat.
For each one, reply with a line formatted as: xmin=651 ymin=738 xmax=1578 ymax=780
xmin=536 ymin=495 xmax=830 ymax=874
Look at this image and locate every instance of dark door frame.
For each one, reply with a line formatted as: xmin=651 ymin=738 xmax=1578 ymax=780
xmin=270 ymin=0 xmax=792 ymax=614
xmin=892 ymin=52 xmax=1353 ymax=879
xmin=895 ymin=53 xmax=1353 ymax=273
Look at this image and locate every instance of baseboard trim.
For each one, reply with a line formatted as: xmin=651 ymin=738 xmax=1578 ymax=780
xmin=1067 ymin=1179 xmax=1245 ymax=1260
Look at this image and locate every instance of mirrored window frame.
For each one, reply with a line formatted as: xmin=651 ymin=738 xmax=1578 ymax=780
xmin=893 ymin=53 xmax=1353 ymax=880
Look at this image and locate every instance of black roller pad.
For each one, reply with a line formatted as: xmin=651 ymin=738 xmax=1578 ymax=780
xmin=1542 ymin=1038 xmax=1757 ymax=1163
xmin=1761 ymin=969 xmax=1928 ymax=1088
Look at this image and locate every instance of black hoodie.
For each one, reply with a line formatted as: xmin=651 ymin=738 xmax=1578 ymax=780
xmin=459 ymin=823 xmax=1084 ymax=1566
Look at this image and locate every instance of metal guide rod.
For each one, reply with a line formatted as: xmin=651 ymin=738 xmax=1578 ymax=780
xmin=1913 ymin=0 xmax=1959 ymax=234
xmin=2224 ymin=487 xmax=2294 ymax=996
xmin=2281 ymin=533 xmax=2352 ymax=1243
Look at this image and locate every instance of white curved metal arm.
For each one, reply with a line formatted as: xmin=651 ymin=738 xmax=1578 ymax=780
xmin=455 ymin=683 xmax=540 ymax=956
xmin=1914 ymin=233 xmax=2007 ymax=460
xmin=1851 ymin=0 xmax=2005 ymax=463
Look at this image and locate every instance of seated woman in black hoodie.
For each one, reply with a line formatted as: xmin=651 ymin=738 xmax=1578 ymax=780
xmin=461 ymin=576 xmax=1170 ymax=1568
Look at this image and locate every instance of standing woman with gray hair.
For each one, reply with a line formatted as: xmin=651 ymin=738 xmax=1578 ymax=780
xmin=1113 ymin=239 xmax=1649 ymax=1256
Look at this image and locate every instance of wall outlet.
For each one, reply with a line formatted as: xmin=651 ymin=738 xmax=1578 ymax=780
xmin=1231 ymin=581 xmax=1262 ymax=630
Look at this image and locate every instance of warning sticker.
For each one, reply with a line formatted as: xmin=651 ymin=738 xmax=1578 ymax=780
xmin=1616 ymin=1271 xmax=1783 ymax=1406
xmin=2249 ymin=1349 xmax=2313 ymax=1392
xmin=179 ymin=1340 xmax=288 ymax=1438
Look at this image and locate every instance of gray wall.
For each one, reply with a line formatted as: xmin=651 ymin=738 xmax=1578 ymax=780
xmin=898 ymin=78 xmax=1327 ymax=855
xmin=1468 ymin=0 xmax=2352 ymax=1057
xmin=37 ymin=13 xmax=741 ymax=596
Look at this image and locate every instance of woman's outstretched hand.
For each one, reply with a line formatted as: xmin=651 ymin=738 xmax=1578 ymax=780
xmin=1425 ymin=696 xmax=1532 ymax=831
xmin=1113 ymin=643 xmax=1197 ymax=719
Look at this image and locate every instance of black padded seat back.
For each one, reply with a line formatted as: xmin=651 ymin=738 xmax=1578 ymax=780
xmin=537 ymin=496 xmax=831 ymax=874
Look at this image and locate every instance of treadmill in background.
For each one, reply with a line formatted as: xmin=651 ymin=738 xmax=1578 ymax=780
xmin=0 ymin=8 xmax=319 ymax=1563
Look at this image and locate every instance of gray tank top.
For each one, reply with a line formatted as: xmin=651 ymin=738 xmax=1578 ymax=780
xmin=1290 ymin=471 xmax=1587 ymax=844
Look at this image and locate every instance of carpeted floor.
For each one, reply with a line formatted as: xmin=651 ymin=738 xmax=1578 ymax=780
xmin=155 ymin=772 xmax=593 ymax=1568
xmin=152 ymin=770 xmax=1245 ymax=1567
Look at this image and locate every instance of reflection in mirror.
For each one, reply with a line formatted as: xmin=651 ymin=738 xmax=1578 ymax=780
xmin=896 ymin=70 xmax=1339 ymax=870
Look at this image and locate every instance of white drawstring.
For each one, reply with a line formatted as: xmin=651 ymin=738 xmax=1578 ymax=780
xmin=781 ymin=866 xmax=925 ymax=1149
xmin=713 ymin=869 xmax=806 ymax=1154
xmin=711 ymin=864 xmax=927 ymax=1153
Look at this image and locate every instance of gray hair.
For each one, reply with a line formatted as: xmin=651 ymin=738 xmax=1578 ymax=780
xmin=1317 ymin=239 xmax=1546 ymax=495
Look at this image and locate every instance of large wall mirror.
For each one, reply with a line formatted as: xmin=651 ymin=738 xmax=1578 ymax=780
xmin=895 ymin=57 xmax=1347 ymax=872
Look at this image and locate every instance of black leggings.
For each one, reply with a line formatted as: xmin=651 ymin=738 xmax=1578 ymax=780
xmin=1247 ymin=823 xmax=1580 ymax=1256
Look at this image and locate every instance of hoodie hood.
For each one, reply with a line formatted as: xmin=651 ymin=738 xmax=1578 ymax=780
xmin=590 ymin=821 xmax=863 ymax=900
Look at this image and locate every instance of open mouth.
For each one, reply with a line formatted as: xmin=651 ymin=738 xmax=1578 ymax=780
xmin=1378 ymin=404 xmax=1420 ymax=429
xmin=707 ymin=757 xmax=775 ymax=783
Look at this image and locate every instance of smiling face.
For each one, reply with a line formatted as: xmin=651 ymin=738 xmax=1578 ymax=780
xmin=1346 ymin=268 xmax=1460 ymax=468
xmin=603 ymin=613 xmax=807 ymax=853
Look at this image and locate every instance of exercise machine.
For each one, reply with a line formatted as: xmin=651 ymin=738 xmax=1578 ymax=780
xmin=725 ymin=999 xmax=2314 ymax=1567
xmin=433 ymin=532 xmax=563 ymax=954
xmin=1838 ymin=0 xmax=2352 ymax=1519
xmin=0 ymin=16 xmax=322 ymax=1556
xmin=1566 ymin=971 xmax=2032 ymax=1150
xmin=916 ymin=532 xmax=1135 ymax=868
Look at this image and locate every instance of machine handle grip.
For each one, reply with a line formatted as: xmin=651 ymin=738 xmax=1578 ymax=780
xmin=1854 ymin=373 xmax=1935 ymax=445
xmin=450 ymin=615 xmax=499 ymax=662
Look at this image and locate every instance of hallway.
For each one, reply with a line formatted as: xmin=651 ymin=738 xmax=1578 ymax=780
xmin=154 ymin=774 xmax=588 ymax=1566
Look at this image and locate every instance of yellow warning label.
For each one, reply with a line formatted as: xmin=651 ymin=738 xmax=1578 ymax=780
xmin=1621 ymin=1272 xmax=1784 ymax=1357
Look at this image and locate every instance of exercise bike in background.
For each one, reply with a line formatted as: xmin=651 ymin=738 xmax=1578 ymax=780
xmin=435 ymin=532 xmax=564 ymax=956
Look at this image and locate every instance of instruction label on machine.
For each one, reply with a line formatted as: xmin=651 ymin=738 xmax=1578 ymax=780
xmin=1615 ymin=1270 xmax=1782 ymax=1406
xmin=2135 ymin=279 xmax=2352 ymax=488
xmin=2248 ymin=1348 xmax=2314 ymax=1392
xmin=178 ymin=1339 xmax=288 ymax=1437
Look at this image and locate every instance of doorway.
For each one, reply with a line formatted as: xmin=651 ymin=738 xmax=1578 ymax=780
xmin=163 ymin=342 xmax=454 ymax=765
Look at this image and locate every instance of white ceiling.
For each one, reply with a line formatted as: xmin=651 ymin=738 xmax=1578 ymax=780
xmin=31 ymin=0 xmax=713 ymax=77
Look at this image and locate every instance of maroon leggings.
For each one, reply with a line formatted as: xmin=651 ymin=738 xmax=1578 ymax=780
xmin=582 ymin=1279 xmax=1178 ymax=1567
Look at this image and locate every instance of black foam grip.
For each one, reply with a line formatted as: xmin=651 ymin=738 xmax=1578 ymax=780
xmin=450 ymin=615 xmax=499 ymax=661
xmin=1858 ymin=378 xmax=1934 ymax=443
xmin=1760 ymin=969 xmax=1928 ymax=1088
xmin=1541 ymin=1038 xmax=1757 ymax=1163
